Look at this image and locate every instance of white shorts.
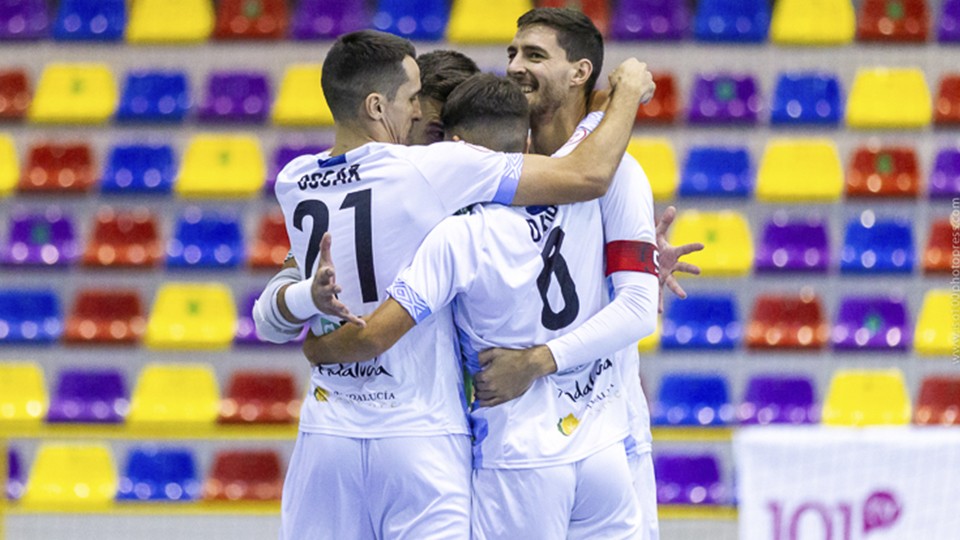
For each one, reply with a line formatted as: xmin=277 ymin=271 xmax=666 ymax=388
xmin=628 ymin=451 xmax=660 ymax=540
xmin=472 ymin=441 xmax=641 ymax=540
xmin=280 ymin=432 xmax=471 ymax=540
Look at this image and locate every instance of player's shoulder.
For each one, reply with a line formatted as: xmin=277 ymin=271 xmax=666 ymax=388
xmin=276 ymin=150 xmax=331 ymax=183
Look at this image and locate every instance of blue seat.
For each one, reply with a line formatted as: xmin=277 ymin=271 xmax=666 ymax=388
xmin=840 ymin=214 xmax=914 ymax=273
xmin=373 ymin=0 xmax=448 ymax=41
xmin=653 ymin=374 xmax=734 ymax=426
xmin=770 ymin=72 xmax=843 ymax=126
xmin=116 ymin=71 xmax=190 ymax=123
xmin=693 ymin=0 xmax=770 ymax=42
xmin=53 ymin=0 xmax=125 ymax=41
xmin=662 ymin=294 xmax=741 ymax=349
xmin=166 ymin=208 xmax=244 ymax=269
xmin=0 ymin=289 xmax=62 ymax=343
xmin=101 ymin=144 xmax=175 ymax=194
xmin=117 ymin=447 xmax=200 ymax=501
xmin=679 ymin=147 xmax=752 ymax=197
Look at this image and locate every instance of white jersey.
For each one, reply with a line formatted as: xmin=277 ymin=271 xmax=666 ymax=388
xmin=274 ymin=141 xmax=523 ymax=438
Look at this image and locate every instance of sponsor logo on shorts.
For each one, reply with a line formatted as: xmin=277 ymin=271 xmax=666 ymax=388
xmin=316 ymin=363 xmax=393 ymax=379
xmin=557 ymin=413 xmax=580 ymax=436
xmin=313 ymin=386 xmax=329 ymax=402
xmin=312 ymin=385 xmax=397 ymax=408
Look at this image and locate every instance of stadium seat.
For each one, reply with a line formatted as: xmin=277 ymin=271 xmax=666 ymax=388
xmin=770 ymin=0 xmax=855 ymax=45
xmin=64 ymin=288 xmax=146 ymax=343
xmin=291 ymin=0 xmax=367 ymax=40
xmin=756 ymin=139 xmax=843 ymax=202
xmin=653 ymin=374 xmax=734 ymax=426
xmin=747 ymin=292 xmax=828 ymax=350
xmin=847 ymin=145 xmax=920 ymax=197
xmin=934 ymin=74 xmax=960 ymax=125
xmin=219 ymin=370 xmax=299 ymax=423
xmin=915 ymin=376 xmax=960 ymax=425
xmin=0 ymin=68 xmax=31 ymax=119
xmin=144 ymin=283 xmax=237 ymax=350
xmin=924 ymin=219 xmax=954 ymax=273
xmin=83 ymin=207 xmax=162 ymax=268
xmin=447 ymin=0 xmax=532 ymax=43
xmin=769 ymin=72 xmax=843 ymax=126
xmin=914 ymin=290 xmax=952 ymax=356
xmin=0 ymin=0 xmax=48 ymax=40
xmin=822 ymin=369 xmax=911 ymax=426
xmin=197 ymin=72 xmax=270 ymax=123
xmin=0 ymin=362 xmax=48 ymax=422
xmin=47 ymin=368 xmax=128 ymax=423
xmin=739 ymin=375 xmax=818 ymax=425
xmin=28 ymin=63 xmax=117 ymax=124
xmin=662 ymin=294 xmax=741 ymax=350
xmin=166 ymin=208 xmax=244 ymax=269
xmin=373 ymin=0 xmax=449 ymax=41
xmin=687 ymin=73 xmax=760 ymax=124
xmin=0 ymin=134 xmax=18 ymax=197
xmin=846 ymin=68 xmax=931 ymax=129
xmin=693 ymin=0 xmax=770 ymax=43
xmin=8 ymin=448 xmax=24 ymax=500
xmin=755 ymin=216 xmax=830 ymax=273
xmin=840 ymin=214 xmax=915 ymax=273
xmin=115 ymin=71 xmax=191 ymax=123
xmin=273 ymin=65 xmax=334 ymax=126
xmin=930 ymin=147 xmax=960 ymax=198
xmin=625 ymin=138 xmax=677 ymax=200
xmin=538 ymin=0 xmax=609 ymax=35
xmin=204 ymin=450 xmax=283 ymax=501
xmin=941 ymin=0 xmax=960 ymax=41
xmin=248 ymin=211 xmax=290 ymax=269
xmin=0 ymin=209 xmax=79 ymax=267
xmin=654 ymin=454 xmax=727 ymax=505
xmin=213 ymin=0 xmax=287 ymax=40
xmin=22 ymin=444 xmax=117 ymax=506
xmin=611 ymin=0 xmax=689 ymax=41
xmin=117 ymin=447 xmax=201 ymax=501
xmin=127 ymin=363 xmax=221 ymax=423
xmin=101 ymin=144 xmax=175 ymax=194
xmin=19 ymin=142 xmax=95 ymax=192
xmin=267 ymin=143 xmax=330 ymax=193
xmin=53 ymin=0 xmax=125 ymax=41
xmin=635 ymin=72 xmax=678 ymax=124
xmin=857 ymin=0 xmax=929 ymax=42
xmin=0 ymin=289 xmax=62 ymax=343
xmin=127 ymin=0 xmax=213 ymax=43
xmin=678 ymin=146 xmax=752 ymax=197
xmin=176 ymin=135 xmax=265 ymax=198
xmin=832 ymin=296 xmax=910 ymax=351
xmin=667 ymin=210 xmax=753 ymax=276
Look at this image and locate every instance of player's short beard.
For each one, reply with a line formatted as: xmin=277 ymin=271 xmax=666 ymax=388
xmin=527 ymin=81 xmax=567 ymax=123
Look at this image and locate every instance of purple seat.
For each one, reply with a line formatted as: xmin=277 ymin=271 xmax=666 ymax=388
xmin=235 ymin=291 xmax=305 ymax=345
xmin=755 ymin=215 xmax=829 ymax=272
xmin=0 ymin=208 xmax=79 ymax=267
xmin=266 ymin=143 xmax=331 ymax=193
xmin=7 ymin=448 xmax=24 ymax=500
xmin=940 ymin=0 xmax=960 ymax=42
xmin=654 ymin=453 xmax=727 ymax=505
xmin=930 ymin=148 xmax=960 ymax=198
xmin=47 ymin=368 xmax=128 ymax=423
xmin=739 ymin=375 xmax=817 ymax=425
xmin=197 ymin=72 xmax=271 ymax=124
xmin=611 ymin=0 xmax=689 ymax=41
xmin=688 ymin=73 xmax=761 ymax=124
xmin=833 ymin=296 xmax=910 ymax=351
xmin=291 ymin=0 xmax=367 ymax=40
xmin=0 ymin=0 xmax=48 ymax=40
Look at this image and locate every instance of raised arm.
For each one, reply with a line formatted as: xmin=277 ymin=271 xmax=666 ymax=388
xmin=302 ymin=299 xmax=414 ymax=365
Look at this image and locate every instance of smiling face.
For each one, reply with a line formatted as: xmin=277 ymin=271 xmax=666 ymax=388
xmin=507 ymin=24 xmax=581 ymax=119
xmin=379 ymin=55 xmax=423 ymax=144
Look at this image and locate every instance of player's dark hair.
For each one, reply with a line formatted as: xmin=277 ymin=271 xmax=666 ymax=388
xmin=417 ymin=50 xmax=481 ymax=103
xmin=321 ymin=30 xmax=417 ymax=123
xmin=442 ymin=74 xmax=530 ymax=153
xmin=517 ymin=8 xmax=604 ymax=97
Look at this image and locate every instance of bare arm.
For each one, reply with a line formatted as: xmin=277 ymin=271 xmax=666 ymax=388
xmin=302 ymin=298 xmax=414 ymax=365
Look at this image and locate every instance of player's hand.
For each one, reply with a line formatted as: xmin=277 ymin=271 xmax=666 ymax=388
xmin=655 ymin=206 xmax=704 ymax=313
xmin=474 ymin=346 xmax=556 ymax=408
xmin=608 ymin=59 xmax=656 ymax=105
xmin=312 ymin=232 xmax=366 ymax=328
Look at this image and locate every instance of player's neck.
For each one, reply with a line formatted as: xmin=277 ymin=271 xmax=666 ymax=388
xmin=329 ymin=125 xmax=383 ymax=156
xmin=529 ymin=95 xmax=588 ymax=156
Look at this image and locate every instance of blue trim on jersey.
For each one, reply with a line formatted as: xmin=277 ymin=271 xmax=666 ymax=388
xmin=624 ymin=434 xmax=638 ymax=457
xmin=318 ymin=154 xmax=347 ymax=168
xmin=471 ymin=415 xmax=488 ymax=468
xmin=386 ymin=280 xmax=433 ymax=323
xmin=456 ymin=324 xmax=481 ymax=378
xmin=491 ymin=154 xmax=523 ymax=205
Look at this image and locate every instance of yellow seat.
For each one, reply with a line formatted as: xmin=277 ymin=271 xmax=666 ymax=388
xmin=626 ymin=138 xmax=677 ymax=201
xmin=176 ymin=135 xmax=265 ymax=198
xmin=127 ymin=0 xmax=213 ymax=43
xmin=756 ymin=139 xmax=843 ymax=202
xmin=22 ymin=443 xmax=117 ymax=507
xmin=128 ymin=363 xmax=220 ymax=424
xmin=846 ymin=68 xmax=931 ymax=129
xmin=447 ymin=0 xmax=533 ymax=44
xmin=0 ymin=133 xmax=17 ymax=197
xmin=668 ymin=210 xmax=753 ymax=277
xmin=28 ymin=63 xmax=116 ymax=124
xmin=273 ymin=65 xmax=334 ymax=126
xmin=822 ymin=369 xmax=911 ymax=426
xmin=145 ymin=282 xmax=236 ymax=350
xmin=771 ymin=0 xmax=855 ymax=45
xmin=637 ymin=320 xmax=661 ymax=353
xmin=0 ymin=362 xmax=47 ymax=423
xmin=915 ymin=290 xmax=952 ymax=357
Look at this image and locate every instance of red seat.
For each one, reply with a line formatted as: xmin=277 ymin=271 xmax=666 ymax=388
xmin=248 ymin=210 xmax=290 ymax=269
xmin=846 ymin=145 xmax=920 ymax=198
xmin=923 ymin=219 xmax=954 ymax=273
xmin=219 ymin=371 xmax=299 ymax=424
xmin=537 ymin=0 xmax=609 ymax=34
xmin=19 ymin=142 xmax=95 ymax=192
xmin=213 ymin=0 xmax=287 ymax=40
xmin=0 ymin=69 xmax=30 ymax=119
xmin=934 ymin=74 xmax=960 ymax=125
xmin=747 ymin=292 xmax=829 ymax=350
xmin=635 ymin=72 xmax=678 ymax=124
xmin=915 ymin=376 xmax=960 ymax=425
xmin=82 ymin=207 xmax=162 ymax=268
xmin=857 ymin=0 xmax=929 ymax=42
xmin=65 ymin=289 xmax=145 ymax=344
xmin=204 ymin=450 xmax=283 ymax=501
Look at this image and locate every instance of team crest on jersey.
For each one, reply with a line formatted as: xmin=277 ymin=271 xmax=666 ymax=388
xmin=313 ymin=386 xmax=329 ymax=402
xmin=557 ymin=413 xmax=580 ymax=436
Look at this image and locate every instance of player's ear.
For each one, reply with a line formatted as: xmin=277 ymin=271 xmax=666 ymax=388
xmin=364 ymin=93 xmax=386 ymax=121
xmin=450 ymin=135 xmax=462 ymax=142
xmin=571 ymin=59 xmax=593 ymax=88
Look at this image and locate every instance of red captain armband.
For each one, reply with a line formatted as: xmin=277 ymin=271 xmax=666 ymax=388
xmin=605 ymin=241 xmax=659 ymax=278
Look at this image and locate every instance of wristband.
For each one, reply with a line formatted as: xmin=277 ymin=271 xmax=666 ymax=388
xmin=284 ymin=279 xmax=321 ymax=321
